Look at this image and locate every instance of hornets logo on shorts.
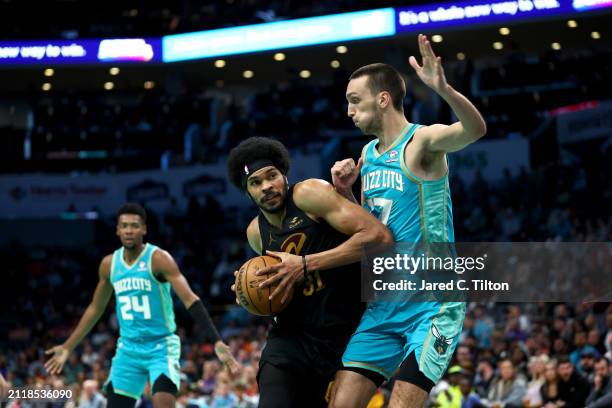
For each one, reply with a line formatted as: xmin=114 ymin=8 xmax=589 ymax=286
xmin=432 ymin=322 xmax=455 ymax=355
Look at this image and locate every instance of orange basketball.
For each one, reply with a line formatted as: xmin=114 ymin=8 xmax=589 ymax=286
xmin=235 ymin=255 xmax=294 ymax=316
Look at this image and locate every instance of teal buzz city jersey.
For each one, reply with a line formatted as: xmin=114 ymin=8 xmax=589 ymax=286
xmin=341 ymin=124 xmax=465 ymax=384
xmin=110 ymin=243 xmax=176 ymax=339
xmin=361 ymin=123 xmax=454 ymax=243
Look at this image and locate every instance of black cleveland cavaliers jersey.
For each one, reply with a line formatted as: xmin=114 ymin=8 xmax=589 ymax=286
xmin=258 ymin=185 xmax=364 ymax=351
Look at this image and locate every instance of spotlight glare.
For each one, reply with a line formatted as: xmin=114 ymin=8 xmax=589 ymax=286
xmin=42 ymin=83 xmax=52 ymax=91
xmin=299 ymin=70 xmax=311 ymax=79
xmin=591 ymin=31 xmax=601 ymax=39
xmin=330 ymin=60 xmax=340 ymax=69
xmin=104 ymin=81 xmax=114 ymax=90
xmin=499 ymin=27 xmax=510 ymax=35
xmin=214 ymin=59 xmax=226 ymax=68
xmin=274 ymin=53 xmax=286 ymax=61
xmin=243 ymin=70 xmax=254 ymax=79
xmin=144 ymin=81 xmax=155 ymax=90
xmin=493 ymin=42 xmax=504 ymax=50
xmin=432 ymin=34 xmax=443 ymax=43
xmin=567 ymin=20 xmax=577 ymax=28
xmin=44 ymin=68 xmax=54 ymax=77
xmin=336 ymin=45 xmax=348 ymax=54
xmin=551 ymin=42 xmax=561 ymax=50
xmin=456 ymin=52 xmax=466 ymax=60
xmin=109 ymin=67 xmax=120 ymax=76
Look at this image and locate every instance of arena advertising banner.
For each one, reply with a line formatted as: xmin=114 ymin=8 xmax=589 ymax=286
xmin=162 ymin=8 xmax=396 ymax=62
xmin=2 ymin=1 xmax=611 ymax=66
xmin=449 ymin=138 xmax=529 ymax=184
xmin=0 ymin=154 xmax=320 ymax=218
xmin=0 ymin=38 xmax=162 ymax=66
xmin=395 ymin=0 xmax=612 ymax=32
xmin=556 ymin=100 xmax=612 ymax=145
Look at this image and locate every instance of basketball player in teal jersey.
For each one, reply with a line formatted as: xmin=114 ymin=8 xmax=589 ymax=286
xmin=329 ymin=35 xmax=487 ymax=407
xmin=45 ymin=203 xmax=239 ymax=408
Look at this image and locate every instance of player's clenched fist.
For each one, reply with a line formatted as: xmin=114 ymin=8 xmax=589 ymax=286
xmin=331 ymin=157 xmax=363 ymax=192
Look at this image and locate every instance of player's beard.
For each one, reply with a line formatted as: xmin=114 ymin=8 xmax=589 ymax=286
xmin=361 ymin=108 xmax=383 ymax=136
xmin=258 ymin=179 xmax=287 ymax=214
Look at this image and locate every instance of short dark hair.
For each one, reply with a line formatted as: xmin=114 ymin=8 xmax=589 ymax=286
xmin=227 ymin=137 xmax=290 ymax=190
xmin=117 ymin=203 xmax=147 ymax=224
xmin=557 ymin=355 xmax=572 ymax=366
xmin=349 ymin=63 xmax=406 ymax=111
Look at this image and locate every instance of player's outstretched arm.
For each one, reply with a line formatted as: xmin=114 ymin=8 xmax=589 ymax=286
xmin=45 ymin=255 xmax=114 ymax=375
xmin=409 ymin=34 xmax=487 ymax=152
xmin=258 ymin=179 xmax=393 ymax=302
xmin=153 ymin=250 xmax=240 ymax=375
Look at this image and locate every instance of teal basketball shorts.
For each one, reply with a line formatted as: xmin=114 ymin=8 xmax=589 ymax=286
xmin=104 ymin=334 xmax=181 ymax=399
xmin=342 ymin=301 xmax=465 ymax=383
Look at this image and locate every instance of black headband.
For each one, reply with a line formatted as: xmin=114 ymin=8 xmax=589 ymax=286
xmin=241 ymin=159 xmax=277 ymax=189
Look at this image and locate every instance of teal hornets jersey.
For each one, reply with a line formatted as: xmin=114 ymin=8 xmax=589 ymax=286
xmin=110 ymin=243 xmax=176 ymax=339
xmin=361 ymin=123 xmax=454 ymax=243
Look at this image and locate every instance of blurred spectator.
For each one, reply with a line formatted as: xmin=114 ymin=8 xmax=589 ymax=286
xmin=579 ymin=351 xmax=598 ymax=380
xmin=486 ymin=359 xmax=526 ymax=408
xmin=556 ymin=356 xmax=590 ymax=408
xmin=232 ymin=382 xmax=258 ymax=408
xmin=473 ymin=305 xmax=494 ymax=349
xmin=459 ymin=376 xmax=483 ymax=408
xmin=199 ymin=360 xmax=220 ymax=395
xmin=434 ymin=365 xmax=464 ymax=408
xmin=540 ymin=360 xmax=560 ymax=407
xmin=569 ymin=332 xmax=599 ymax=367
xmin=78 ymin=379 xmax=106 ymax=408
xmin=523 ymin=355 xmax=548 ymax=408
xmin=585 ymin=357 xmax=612 ymax=408
xmin=210 ymin=380 xmax=237 ymax=408
xmin=474 ymin=359 xmax=496 ymax=398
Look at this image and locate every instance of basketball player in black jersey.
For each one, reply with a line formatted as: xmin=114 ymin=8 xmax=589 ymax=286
xmin=227 ymin=137 xmax=393 ymax=408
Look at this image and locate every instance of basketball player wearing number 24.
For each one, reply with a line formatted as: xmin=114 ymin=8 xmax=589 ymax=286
xmin=330 ymin=35 xmax=487 ymax=408
xmin=227 ymin=137 xmax=393 ymax=408
xmin=45 ymin=203 xmax=239 ymax=408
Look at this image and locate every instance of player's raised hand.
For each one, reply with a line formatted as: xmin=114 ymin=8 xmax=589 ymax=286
xmin=44 ymin=345 xmax=69 ymax=375
xmin=256 ymin=250 xmax=304 ymax=304
xmin=409 ymin=34 xmax=448 ymax=93
xmin=214 ymin=341 xmax=241 ymax=376
xmin=331 ymin=157 xmax=363 ymax=192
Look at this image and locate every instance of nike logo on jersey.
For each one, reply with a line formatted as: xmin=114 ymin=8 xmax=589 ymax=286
xmin=363 ymin=170 xmax=404 ymax=193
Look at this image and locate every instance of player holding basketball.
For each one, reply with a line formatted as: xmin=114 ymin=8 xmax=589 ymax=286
xmin=45 ymin=203 xmax=238 ymax=408
xmin=329 ymin=35 xmax=487 ymax=407
xmin=227 ymin=137 xmax=393 ymax=407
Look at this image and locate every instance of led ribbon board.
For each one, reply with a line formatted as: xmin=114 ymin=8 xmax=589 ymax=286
xmin=0 ymin=38 xmax=161 ymax=65
xmin=396 ymin=0 xmax=612 ymax=32
xmin=162 ymin=8 xmax=396 ymax=62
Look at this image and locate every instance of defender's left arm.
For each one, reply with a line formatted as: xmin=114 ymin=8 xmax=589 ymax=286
xmin=153 ymin=250 xmax=199 ymax=308
xmin=154 ymin=250 xmax=239 ymax=373
xmin=409 ymin=34 xmax=487 ymax=152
